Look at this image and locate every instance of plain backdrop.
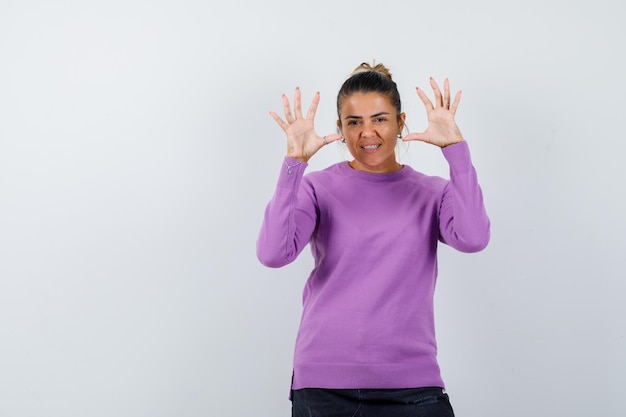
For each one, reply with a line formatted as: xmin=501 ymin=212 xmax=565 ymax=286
xmin=0 ymin=0 xmax=624 ymax=416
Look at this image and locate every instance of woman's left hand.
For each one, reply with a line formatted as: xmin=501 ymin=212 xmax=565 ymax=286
xmin=402 ymin=77 xmax=464 ymax=148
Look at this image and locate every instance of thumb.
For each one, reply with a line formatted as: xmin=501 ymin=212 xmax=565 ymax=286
xmin=402 ymin=132 xmax=432 ymax=144
xmin=323 ymin=133 xmax=343 ymax=144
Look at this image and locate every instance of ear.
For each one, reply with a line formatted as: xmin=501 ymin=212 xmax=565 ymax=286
xmin=336 ymin=119 xmax=342 ymax=135
xmin=398 ymin=112 xmax=406 ymax=133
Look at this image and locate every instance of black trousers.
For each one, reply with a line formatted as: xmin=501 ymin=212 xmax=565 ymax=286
xmin=291 ymin=387 xmax=455 ymax=417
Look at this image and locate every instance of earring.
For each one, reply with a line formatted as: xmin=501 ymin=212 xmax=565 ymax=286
xmin=397 ymin=134 xmax=402 ymax=140
xmin=341 ymin=137 xmax=346 ymax=144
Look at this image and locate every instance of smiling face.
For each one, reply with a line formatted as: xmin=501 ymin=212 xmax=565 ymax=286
xmin=337 ymin=92 xmax=406 ymax=173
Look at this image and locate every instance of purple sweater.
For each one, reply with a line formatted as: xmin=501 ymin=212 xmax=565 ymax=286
xmin=257 ymin=141 xmax=490 ymax=391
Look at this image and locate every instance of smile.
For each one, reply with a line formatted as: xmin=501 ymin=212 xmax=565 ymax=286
xmin=361 ymin=144 xmax=381 ymax=150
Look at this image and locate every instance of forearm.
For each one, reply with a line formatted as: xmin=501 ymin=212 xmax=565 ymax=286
xmin=439 ymin=141 xmax=491 ymax=252
xmin=256 ymin=158 xmax=316 ymax=267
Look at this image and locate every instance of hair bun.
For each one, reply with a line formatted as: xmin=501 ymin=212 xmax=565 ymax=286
xmin=351 ymin=61 xmax=393 ymax=80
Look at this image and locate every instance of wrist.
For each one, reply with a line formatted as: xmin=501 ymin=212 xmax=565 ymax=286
xmin=441 ymin=138 xmax=464 ymax=148
xmin=286 ymin=154 xmax=309 ymax=163
xmin=284 ymin=158 xmax=306 ymax=175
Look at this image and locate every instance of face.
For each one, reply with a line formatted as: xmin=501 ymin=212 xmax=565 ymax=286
xmin=337 ymin=92 xmax=405 ymax=173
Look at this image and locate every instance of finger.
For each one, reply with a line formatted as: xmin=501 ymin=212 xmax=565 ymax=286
xmin=269 ymin=111 xmax=289 ymax=132
xmin=321 ymin=133 xmax=342 ymax=145
xmin=294 ymin=87 xmax=303 ymax=119
xmin=282 ymin=94 xmax=294 ymax=123
xmin=306 ymin=91 xmax=320 ymax=120
xmin=430 ymin=77 xmax=443 ymax=108
xmin=443 ymin=78 xmax=450 ymax=109
xmin=416 ymin=87 xmax=434 ymax=111
xmin=402 ymin=131 xmax=432 ymax=144
xmin=450 ymin=90 xmax=462 ymax=116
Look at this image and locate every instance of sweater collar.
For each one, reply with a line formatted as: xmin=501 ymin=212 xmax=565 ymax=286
xmin=336 ymin=161 xmax=412 ymax=182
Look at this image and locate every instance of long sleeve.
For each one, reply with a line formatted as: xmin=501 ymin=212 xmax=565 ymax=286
xmin=258 ymin=157 xmax=486 ymax=391
xmin=438 ymin=141 xmax=491 ymax=252
xmin=256 ymin=158 xmax=318 ymax=268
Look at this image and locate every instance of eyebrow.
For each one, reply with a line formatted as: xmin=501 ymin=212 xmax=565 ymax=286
xmin=344 ymin=112 xmax=390 ymax=120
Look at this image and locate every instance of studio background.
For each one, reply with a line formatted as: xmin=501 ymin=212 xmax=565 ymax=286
xmin=0 ymin=1 xmax=623 ymax=416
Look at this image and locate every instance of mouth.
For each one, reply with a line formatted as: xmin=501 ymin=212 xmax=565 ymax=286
xmin=361 ymin=144 xmax=381 ymax=151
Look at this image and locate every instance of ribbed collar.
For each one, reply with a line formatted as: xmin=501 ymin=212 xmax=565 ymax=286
xmin=335 ymin=161 xmax=413 ymax=183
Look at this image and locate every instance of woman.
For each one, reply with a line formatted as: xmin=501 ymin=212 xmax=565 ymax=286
xmin=257 ymin=62 xmax=490 ymax=417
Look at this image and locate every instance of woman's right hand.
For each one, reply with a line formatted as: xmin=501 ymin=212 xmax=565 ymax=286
xmin=270 ymin=87 xmax=342 ymax=162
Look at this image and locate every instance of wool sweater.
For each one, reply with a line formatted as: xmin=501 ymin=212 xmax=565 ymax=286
xmin=256 ymin=141 xmax=490 ymax=391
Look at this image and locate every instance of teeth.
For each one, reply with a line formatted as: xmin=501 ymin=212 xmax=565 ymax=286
xmin=363 ymin=145 xmax=379 ymax=150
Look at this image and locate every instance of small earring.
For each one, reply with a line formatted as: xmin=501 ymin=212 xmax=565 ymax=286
xmin=341 ymin=137 xmax=346 ymax=144
xmin=397 ymin=134 xmax=402 ymax=140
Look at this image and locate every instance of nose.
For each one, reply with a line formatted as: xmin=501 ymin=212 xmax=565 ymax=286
xmin=361 ymin=121 xmax=376 ymax=137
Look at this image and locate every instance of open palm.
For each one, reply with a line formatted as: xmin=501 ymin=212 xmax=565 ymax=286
xmin=270 ymin=87 xmax=342 ymax=162
xmin=403 ymin=78 xmax=464 ymax=148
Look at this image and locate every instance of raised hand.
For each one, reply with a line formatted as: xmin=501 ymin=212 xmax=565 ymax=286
xmin=270 ymin=87 xmax=342 ymax=162
xmin=402 ymin=77 xmax=464 ymax=148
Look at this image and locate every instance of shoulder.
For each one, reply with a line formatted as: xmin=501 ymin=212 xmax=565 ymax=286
xmin=303 ymin=162 xmax=347 ymax=183
xmin=402 ymin=165 xmax=448 ymax=191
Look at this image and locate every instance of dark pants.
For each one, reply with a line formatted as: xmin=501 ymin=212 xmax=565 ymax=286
xmin=291 ymin=387 xmax=455 ymax=417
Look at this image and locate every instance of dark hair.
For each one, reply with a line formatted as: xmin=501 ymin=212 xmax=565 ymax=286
xmin=336 ymin=62 xmax=402 ymax=121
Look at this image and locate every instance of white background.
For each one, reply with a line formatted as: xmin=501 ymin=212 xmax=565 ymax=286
xmin=1 ymin=0 xmax=624 ymax=416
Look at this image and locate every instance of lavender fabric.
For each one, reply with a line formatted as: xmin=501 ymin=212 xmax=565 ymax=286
xmin=257 ymin=141 xmax=490 ymax=391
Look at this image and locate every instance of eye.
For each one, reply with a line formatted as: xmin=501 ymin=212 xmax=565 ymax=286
xmin=347 ymin=120 xmax=360 ymax=126
xmin=374 ymin=117 xmax=387 ymax=123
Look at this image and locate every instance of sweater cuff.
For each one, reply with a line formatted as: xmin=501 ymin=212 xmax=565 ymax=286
xmin=442 ymin=141 xmax=472 ymax=175
xmin=276 ymin=157 xmax=308 ymax=187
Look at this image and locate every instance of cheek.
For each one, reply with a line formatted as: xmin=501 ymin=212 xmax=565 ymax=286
xmin=344 ymin=138 xmax=360 ymax=152
xmin=342 ymin=130 xmax=357 ymax=143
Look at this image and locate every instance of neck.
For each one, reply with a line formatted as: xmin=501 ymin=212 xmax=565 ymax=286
xmin=348 ymin=160 xmax=403 ymax=173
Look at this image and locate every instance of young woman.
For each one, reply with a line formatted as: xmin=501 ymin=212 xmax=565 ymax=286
xmin=257 ymin=62 xmax=490 ymax=417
